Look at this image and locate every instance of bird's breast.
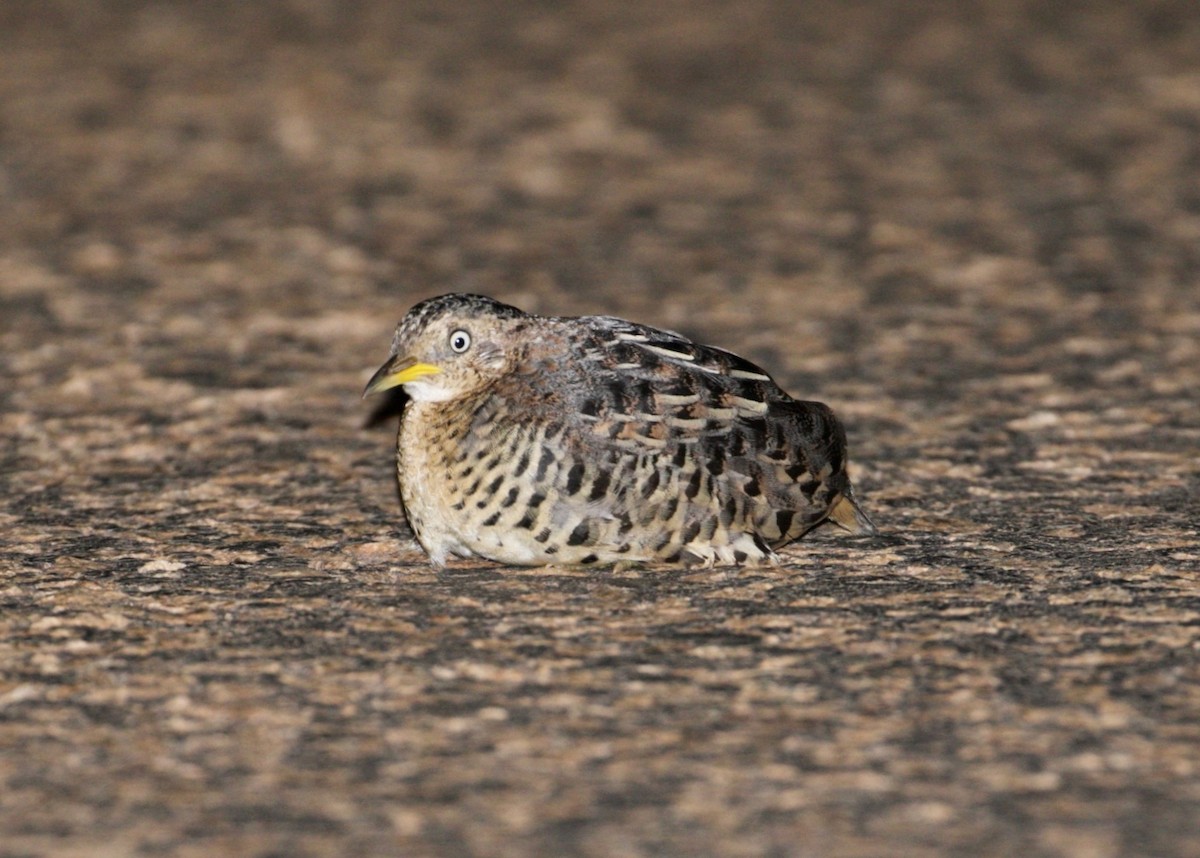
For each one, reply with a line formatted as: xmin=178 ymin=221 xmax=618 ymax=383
xmin=395 ymin=397 xmax=486 ymax=555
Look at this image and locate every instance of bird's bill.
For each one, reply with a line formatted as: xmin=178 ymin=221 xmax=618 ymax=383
xmin=362 ymin=355 xmax=441 ymax=397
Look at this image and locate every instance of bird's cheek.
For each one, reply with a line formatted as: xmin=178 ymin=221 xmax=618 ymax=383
xmin=477 ymin=343 xmax=506 ymax=369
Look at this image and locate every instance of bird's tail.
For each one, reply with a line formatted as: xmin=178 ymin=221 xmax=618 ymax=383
xmin=828 ymin=493 xmax=878 ymax=535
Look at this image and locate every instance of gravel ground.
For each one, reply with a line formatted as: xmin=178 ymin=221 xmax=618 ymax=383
xmin=2 ymin=2 xmax=1198 ymax=856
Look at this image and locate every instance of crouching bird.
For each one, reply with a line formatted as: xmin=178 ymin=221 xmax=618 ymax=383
xmin=364 ymin=293 xmax=875 ymax=567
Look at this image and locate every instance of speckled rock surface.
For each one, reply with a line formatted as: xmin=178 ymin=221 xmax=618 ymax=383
xmin=2 ymin=2 xmax=1199 ymax=856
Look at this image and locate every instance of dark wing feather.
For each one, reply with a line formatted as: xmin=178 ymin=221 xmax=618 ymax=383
xmin=567 ymin=317 xmax=870 ymax=541
xmin=565 ymin=316 xmax=786 ymax=452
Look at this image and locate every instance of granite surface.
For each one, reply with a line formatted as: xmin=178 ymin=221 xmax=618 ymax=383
xmin=2 ymin=2 xmax=1199 ymax=856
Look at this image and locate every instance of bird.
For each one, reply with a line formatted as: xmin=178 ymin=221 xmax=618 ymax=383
xmin=364 ymin=293 xmax=876 ymax=568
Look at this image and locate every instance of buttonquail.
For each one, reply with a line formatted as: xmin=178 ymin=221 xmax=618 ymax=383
xmin=365 ymin=293 xmax=875 ymax=567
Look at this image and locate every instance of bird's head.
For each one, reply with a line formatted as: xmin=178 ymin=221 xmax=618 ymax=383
xmin=363 ymin=293 xmax=530 ymax=403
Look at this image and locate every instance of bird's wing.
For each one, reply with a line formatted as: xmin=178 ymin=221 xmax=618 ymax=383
xmin=561 ymin=316 xmax=787 ymax=453
xmin=566 ymin=318 xmax=865 ymax=538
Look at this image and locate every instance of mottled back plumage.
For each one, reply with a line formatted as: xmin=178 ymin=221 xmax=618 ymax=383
xmin=364 ymin=293 xmax=875 ymax=567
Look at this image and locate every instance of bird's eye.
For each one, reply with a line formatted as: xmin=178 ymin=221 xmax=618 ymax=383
xmin=449 ymin=330 xmax=472 ymax=353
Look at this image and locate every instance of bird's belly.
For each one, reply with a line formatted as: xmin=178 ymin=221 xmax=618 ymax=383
xmin=396 ymin=406 xmax=575 ymax=566
xmin=396 ymin=403 xmax=823 ymax=568
xmin=397 ymin=414 xmax=640 ymax=565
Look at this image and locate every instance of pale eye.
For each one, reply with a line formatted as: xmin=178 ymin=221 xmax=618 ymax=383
xmin=449 ymin=330 xmax=472 ymax=353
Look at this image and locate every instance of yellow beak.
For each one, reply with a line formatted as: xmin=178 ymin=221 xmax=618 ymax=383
xmin=362 ymin=355 xmax=441 ymax=397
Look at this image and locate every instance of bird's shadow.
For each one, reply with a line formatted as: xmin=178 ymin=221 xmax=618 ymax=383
xmin=362 ymin=387 xmax=409 ymax=429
